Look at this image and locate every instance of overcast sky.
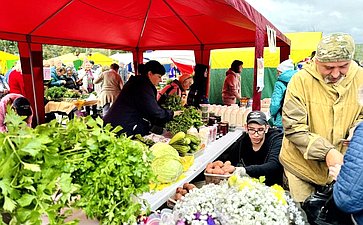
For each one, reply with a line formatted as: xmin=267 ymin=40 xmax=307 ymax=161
xmin=245 ymin=0 xmax=363 ymax=44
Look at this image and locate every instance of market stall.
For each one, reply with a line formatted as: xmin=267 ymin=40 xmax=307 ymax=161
xmin=0 ymin=0 xmax=291 ymax=125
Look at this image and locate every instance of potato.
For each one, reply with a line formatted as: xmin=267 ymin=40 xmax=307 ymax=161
xmin=185 ymin=183 xmax=196 ymax=191
xmin=206 ymin=168 xmax=214 ymax=174
xmin=227 ymin=166 xmax=235 ymax=173
xmin=224 ymin=160 xmax=231 ymax=166
xmin=206 ymin=163 xmax=214 ymax=170
xmin=180 ymin=189 xmax=188 ymax=196
xmin=175 ymin=193 xmax=183 ymax=201
xmin=214 ymin=168 xmax=224 ymax=175
xmin=214 ymin=160 xmax=224 ymax=168
xmin=176 ymin=187 xmax=184 ymax=193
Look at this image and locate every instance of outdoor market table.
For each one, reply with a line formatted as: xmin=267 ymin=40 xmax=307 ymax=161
xmin=141 ymin=129 xmax=244 ymax=211
xmin=45 ymin=99 xmax=99 ymax=117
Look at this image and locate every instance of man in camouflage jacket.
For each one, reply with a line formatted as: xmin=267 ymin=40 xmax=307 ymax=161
xmin=279 ymin=33 xmax=363 ymax=202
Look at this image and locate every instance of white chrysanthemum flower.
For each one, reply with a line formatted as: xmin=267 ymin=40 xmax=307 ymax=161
xmin=173 ymin=177 xmax=306 ymax=225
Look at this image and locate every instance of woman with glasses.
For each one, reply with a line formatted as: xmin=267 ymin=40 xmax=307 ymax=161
xmin=219 ymin=110 xmax=284 ymax=186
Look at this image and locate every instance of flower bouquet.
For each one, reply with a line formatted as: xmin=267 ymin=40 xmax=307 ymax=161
xmin=172 ymin=175 xmax=307 ymax=225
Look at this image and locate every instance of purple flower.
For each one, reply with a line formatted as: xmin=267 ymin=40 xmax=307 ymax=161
xmin=194 ymin=212 xmax=201 ymax=220
xmin=176 ymin=219 xmax=186 ymax=225
xmin=207 ymin=215 xmax=216 ymax=225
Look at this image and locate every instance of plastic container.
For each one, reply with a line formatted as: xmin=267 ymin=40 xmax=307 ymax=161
xmin=218 ymin=106 xmax=228 ymax=121
xmin=223 ymin=106 xmax=233 ymax=124
xmin=166 ymin=198 xmax=177 ymax=208
xmin=230 ymin=106 xmax=239 ymax=127
xmin=236 ymin=107 xmax=245 ymax=127
xmin=204 ymin=172 xmax=234 ymax=184
xmin=198 ymin=126 xmax=210 ymax=146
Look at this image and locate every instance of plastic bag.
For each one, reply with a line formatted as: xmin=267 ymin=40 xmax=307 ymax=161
xmin=302 ymin=182 xmax=353 ymax=225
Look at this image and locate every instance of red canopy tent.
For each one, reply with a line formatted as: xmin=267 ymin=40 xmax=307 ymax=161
xmin=0 ymin=0 xmax=290 ymax=125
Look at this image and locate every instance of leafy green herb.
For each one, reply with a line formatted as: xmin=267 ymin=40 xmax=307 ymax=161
xmin=0 ymin=108 xmax=155 ymax=225
xmin=165 ymin=107 xmax=204 ymax=135
xmin=0 ymin=107 xmax=77 ymax=225
xmin=161 ymin=94 xmax=183 ymax=111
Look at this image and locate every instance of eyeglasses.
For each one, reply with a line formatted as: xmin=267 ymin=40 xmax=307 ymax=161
xmin=247 ymin=128 xmax=265 ymax=135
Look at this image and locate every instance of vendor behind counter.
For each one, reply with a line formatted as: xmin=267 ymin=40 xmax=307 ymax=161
xmin=103 ymin=60 xmax=175 ymax=136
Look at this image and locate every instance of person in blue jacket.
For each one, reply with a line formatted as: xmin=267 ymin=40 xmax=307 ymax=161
xmin=49 ymin=67 xmax=66 ymax=87
xmin=103 ymin=60 xmax=175 ymax=136
xmin=269 ymin=59 xmax=297 ymax=129
xmin=331 ymin=121 xmax=363 ymax=225
xmin=330 ymin=86 xmax=363 ymax=224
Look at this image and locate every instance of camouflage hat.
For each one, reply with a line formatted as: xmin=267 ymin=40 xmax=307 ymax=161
xmin=315 ymin=33 xmax=355 ymax=62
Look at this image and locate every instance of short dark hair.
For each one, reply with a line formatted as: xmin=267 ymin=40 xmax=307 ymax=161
xmin=142 ymin=60 xmax=165 ymax=76
xmin=12 ymin=97 xmax=32 ymax=117
xmin=230 ymin=60 xmax=243 ymax=73
xmin=110 ymin=63 xmax=119 ymax=71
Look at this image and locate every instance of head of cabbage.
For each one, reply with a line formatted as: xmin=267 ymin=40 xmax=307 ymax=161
xmin=150 ymin=142 xmax=179 ymax=159
xmin=151 ymin=156 xmax=183 ymax=183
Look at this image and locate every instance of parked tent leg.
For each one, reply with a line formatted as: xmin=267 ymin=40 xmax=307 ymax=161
xmin=252 ymin=28 xmax=265 ymax=111
xmin=18 ymin=41 xmax=45 ymax=126
xmin=132 ymin=49 xmax=143 ymax=75
xmin=280 ymin=45 xmax=290 ymax=62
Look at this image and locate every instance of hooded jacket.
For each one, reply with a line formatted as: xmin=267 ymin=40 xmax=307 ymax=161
xmin=333 ymin=122 xmax=363 ymax=225
xmin=270 ymin=70 xmax=298 ymax=128
xmin=279 ymin=61 xmax=363 ymax=185
xmin=222 ymin=69 xmax=241 ymax=105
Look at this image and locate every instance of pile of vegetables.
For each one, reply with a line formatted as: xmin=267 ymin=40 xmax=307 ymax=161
xmin=161 ymin=94 xmax=183 ymax=111
xmin=165 ymin=107 xmax=204 ymax=135
xmin=205 ymin=161 xmax=235 ymax=175
xmin=169 ymin=132 xmax=201 ymax=156
xmin=0 ymin=108 xmax=76 ymax=225
xmin=171 ymin=183 xmax=197 ymax=201
xmin=0 ymin=108 xmax=155 ymax=224
xmin=45 ymin=86 xmax=80 ymax=100
xmin=150 ymin=143 xmax=183 ymax=184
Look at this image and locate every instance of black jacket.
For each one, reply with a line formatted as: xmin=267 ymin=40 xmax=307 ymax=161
xmin=103 ymin=75 xmax=173 ymax=136
xmin=219 ymin=128 xmax=283 ymax=186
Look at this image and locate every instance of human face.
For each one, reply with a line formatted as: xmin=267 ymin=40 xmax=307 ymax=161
xmin=182 ymin=78 xmax=193 ymax=90
xmin=148 ymin=72 xmax=163 ymax=86
xmin=238 ymin=65 xmax=243 ymax=73
xmin=246 ymin=123 xmax=267 ymax=145
xmin=85 ymin=62 xmax=92 ymax=71
xmin=316 ymin=60 xmax=351 ymax=84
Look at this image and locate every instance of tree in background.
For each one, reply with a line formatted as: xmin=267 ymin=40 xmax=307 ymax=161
xmin=0 ymin=40 xmax=120 ymax=59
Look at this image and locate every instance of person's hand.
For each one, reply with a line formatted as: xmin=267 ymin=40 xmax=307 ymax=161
xmin=235 ymin=167 xmax=246 ymax=177
xmin=174 ymin=110 xmax=183 ymax=117
xmin=61 ymin=80 xmax=66 ymax=85
xmin=325 ymin=148 xmax=343 ymax=167
xmin=329 ymin=164 xmax=342 ymax=180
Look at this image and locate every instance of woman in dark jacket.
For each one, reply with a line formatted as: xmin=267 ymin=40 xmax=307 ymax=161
xmin=103 ymin=60 xmax=174 ymax=136
xmin=187 ymin=64 xmax=209 ymax=108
